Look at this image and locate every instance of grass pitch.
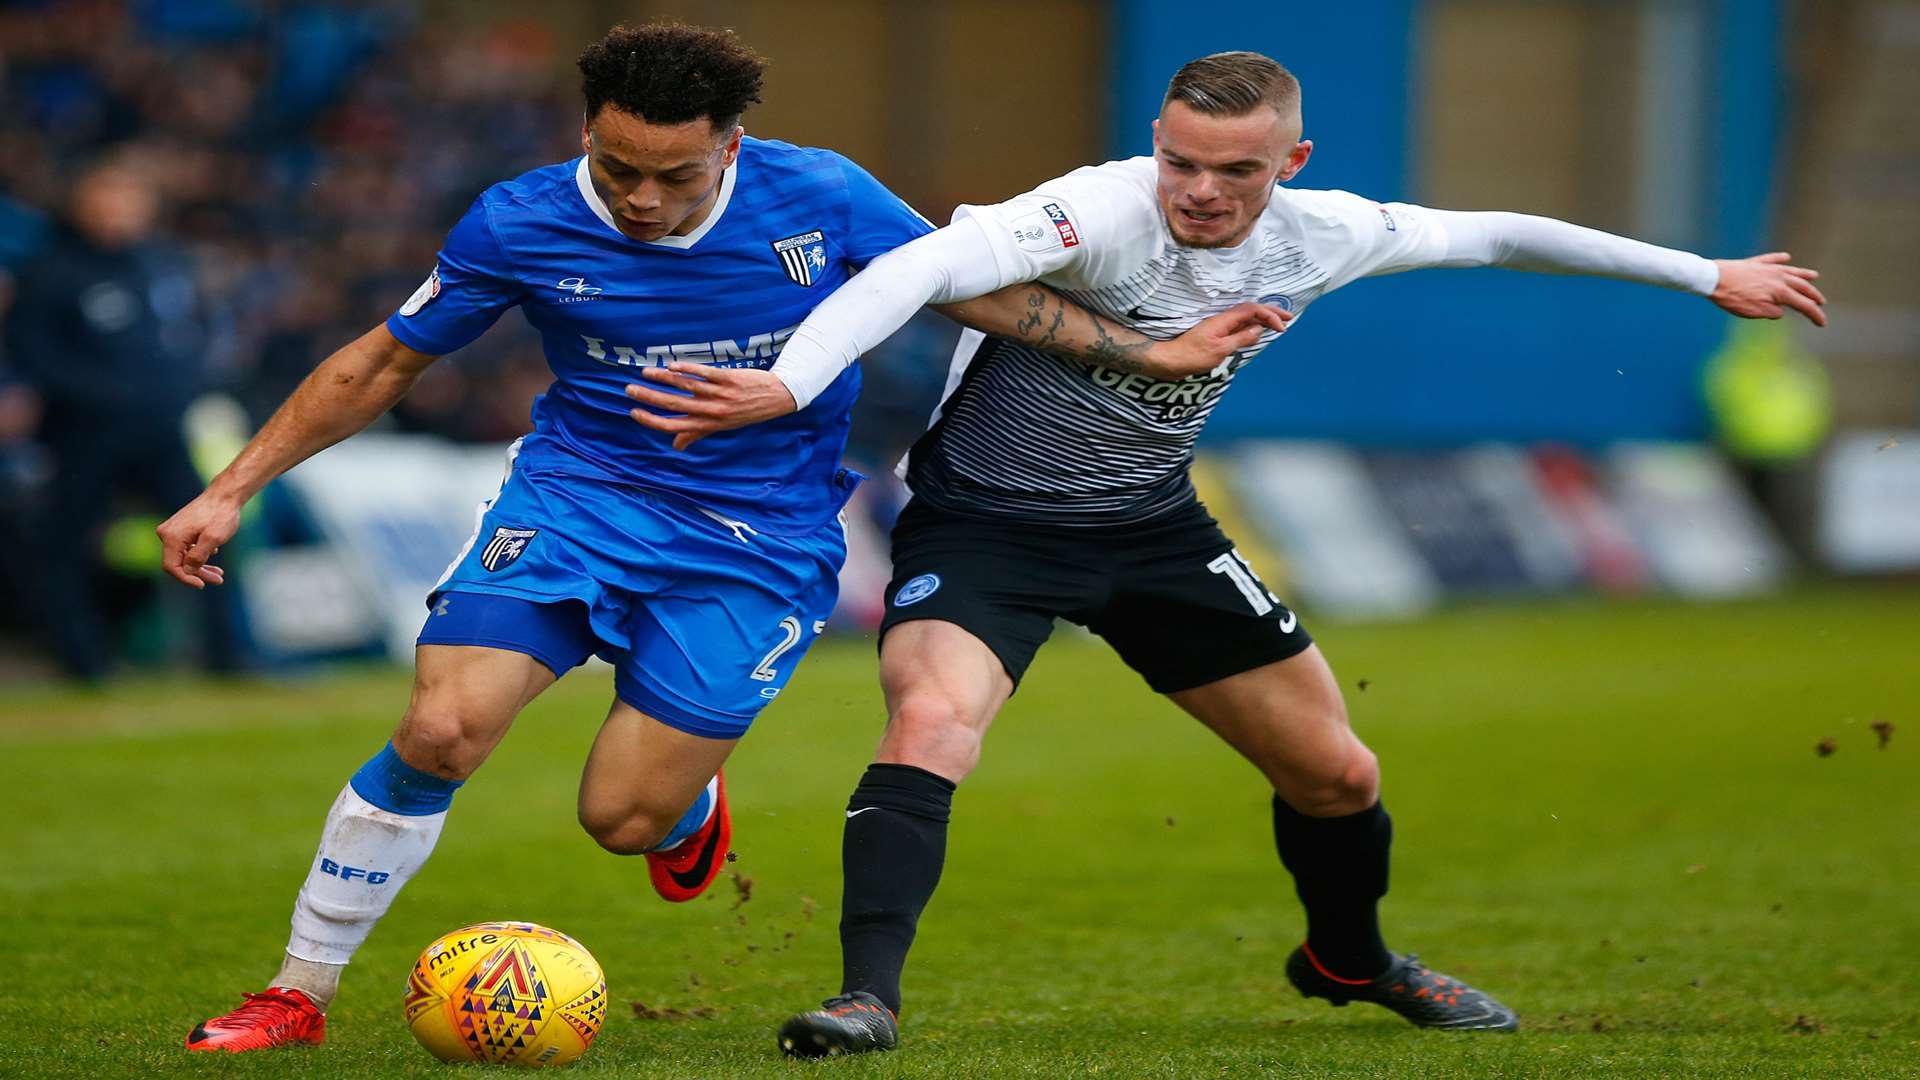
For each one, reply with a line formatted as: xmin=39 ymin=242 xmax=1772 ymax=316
xmin=1 ymin=583 xmax=1916 ymax=1078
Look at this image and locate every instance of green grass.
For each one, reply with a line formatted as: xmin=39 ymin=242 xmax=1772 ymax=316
xmin=2 ymin=583 xmax=1917 ymax=1078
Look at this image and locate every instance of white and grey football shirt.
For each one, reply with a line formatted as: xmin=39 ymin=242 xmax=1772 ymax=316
xmin=904 ymin=157 xmax=1451 ymax=525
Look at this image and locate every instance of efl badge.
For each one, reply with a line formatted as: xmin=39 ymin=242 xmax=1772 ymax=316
xmin=481 ymin=527 xmax=538 ymax=572
xmin=772 ymin=230 xmax=828 ymax=286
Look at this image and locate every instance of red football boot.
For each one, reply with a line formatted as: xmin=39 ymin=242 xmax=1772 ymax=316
xmin=185 ymin=987 xmax=326 ymax=1052
xmin=645 ymin=771 xmax=731 ymax=902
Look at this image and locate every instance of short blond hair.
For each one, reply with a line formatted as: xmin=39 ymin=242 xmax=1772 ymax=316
xmin=1164 ymin=51 xmax=1300 ymax=118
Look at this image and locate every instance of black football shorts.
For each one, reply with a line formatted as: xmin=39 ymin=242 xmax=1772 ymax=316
xmin=877 ymin=496 xmax=1312 ymax=693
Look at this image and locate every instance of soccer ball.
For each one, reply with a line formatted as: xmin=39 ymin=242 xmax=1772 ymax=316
xmin=404 ymin=921 xmax=608 ymax=1068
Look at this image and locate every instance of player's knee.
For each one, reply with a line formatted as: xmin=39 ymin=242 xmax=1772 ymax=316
xmin=1339 ymin=744 xmax=1381 ymax=809
xmin=577 ymin=803 xmax=671 ymax=855
xmin=392 ymin=707 xmax=489 ymax=781
xmin=1282 ymin=743 xmax=1379 ymax=818
xmin=882 ymin=692 xmax=982 ymax=780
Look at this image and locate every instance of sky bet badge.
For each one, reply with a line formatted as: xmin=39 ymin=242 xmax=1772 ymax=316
xmin=772 ymin=230 xmax=828 ymax=286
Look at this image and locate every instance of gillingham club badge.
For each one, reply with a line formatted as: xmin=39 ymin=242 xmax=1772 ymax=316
xmin=481 ymin=527 xmax=538 ymax=572
xmin=771 ymin=230 xmax=828 ymax=286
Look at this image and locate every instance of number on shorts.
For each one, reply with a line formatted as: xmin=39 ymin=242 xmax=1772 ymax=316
xmin=1207 ymin=549 xmax=1278 ymax=615
xmin=750 ymin=616 xmax=804 ymax=682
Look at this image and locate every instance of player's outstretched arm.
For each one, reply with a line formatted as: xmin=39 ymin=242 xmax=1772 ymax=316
xmin=157 ymin=325 xmax=439 ymax=589
xmin=625 ymin=214 xmax=1292 ymax=448
xmin=627 ymin=219 xmax=1012 ymax=449
xmin=934 ymin=286 xmax=1291 ymax=381
xmin=1428 ymin=210 xmax=1827 ymax=326
xmin=623 ymin=288 xmax=1290 ymax=451
xmin=624 ymin=292 xmax=1287 ymax=451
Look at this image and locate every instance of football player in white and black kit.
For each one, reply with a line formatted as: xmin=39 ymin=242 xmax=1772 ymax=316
xmin=626 ymin=51 xmax=1827 ymax=1054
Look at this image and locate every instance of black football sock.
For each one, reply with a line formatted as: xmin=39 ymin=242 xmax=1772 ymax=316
xmin=838 ymin=763 xmax=956 ymax=1016
xmin=1271 ymin=794 xmax=1395 ymax=980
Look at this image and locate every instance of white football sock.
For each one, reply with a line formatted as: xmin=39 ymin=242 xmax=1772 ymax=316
xmin=271 ymin=954 xmax=343 ymax=1009
xmin=284 ymin=785 xmax=447 ymax=972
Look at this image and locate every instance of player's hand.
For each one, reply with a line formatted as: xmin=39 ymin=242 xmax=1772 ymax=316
xmin=156 ymin=491 xmax=240 ymax=589
xmin=1711 ymin=253 xmax=1827 ymax=327
xmin=1144 ymin=302 xmax=1293 ymax=379
xmin=626 ymin=364 xmax=799 ymax=451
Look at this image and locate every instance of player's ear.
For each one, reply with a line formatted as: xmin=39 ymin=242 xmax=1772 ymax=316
xmin=720 ymin=125 xmax=744 ymax=168
xmin=1278 ymin=139 xmax=1313 ymax=183
xmin=580 ymin=117 xmax=594 ymax=156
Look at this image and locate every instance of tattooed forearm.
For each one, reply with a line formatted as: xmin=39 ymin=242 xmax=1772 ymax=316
xmin=1009 ymin=287 xmax=1068 ymax=350
xmin=1005 ymin=287 xmax=1153 ymax=373
xmin=1037 ymin=297 xmax=1067 ymax=351
xmin=1013 ymin=289 xmax=1047 ymax=339
xmin=1081 ymin=311 xmax=1155 ymax=374
xmin=935 ymin=284 xmax=1173 ymax=378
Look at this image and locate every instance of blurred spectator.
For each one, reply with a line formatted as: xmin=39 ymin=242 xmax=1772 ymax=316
xmin=0 ymin=271 xmax=50 ymax=640
xmin=5 ymin=154 xmax=242 ymax=679
xmin=0 ymin=0 xmax=593 ymax=674
xmin=0 ymin=0 xmax=573 ymax=443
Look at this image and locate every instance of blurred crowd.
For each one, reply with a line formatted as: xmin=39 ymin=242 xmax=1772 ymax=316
xmin=0 ymin=0 xmax=584 ymax=677
xmin=0 ymin=0 xmax=581 ymax=436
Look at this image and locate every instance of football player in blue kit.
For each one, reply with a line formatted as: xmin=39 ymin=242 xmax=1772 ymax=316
xmin=159 ymin=22 xmax=1276 ymax=1054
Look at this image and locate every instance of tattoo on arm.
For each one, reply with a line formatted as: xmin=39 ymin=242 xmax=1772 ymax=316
xmin=1081 ymin=314 xmax=1153 ymax=375
xmin=1004 ymin=286 xmax=1154 ymax=374
xmin=1013 ymin=290 xmax=1046 ymax=339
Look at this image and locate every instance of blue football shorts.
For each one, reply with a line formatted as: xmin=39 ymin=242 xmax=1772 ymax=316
xmin=417 ymin=443 xmax=845 ymax=739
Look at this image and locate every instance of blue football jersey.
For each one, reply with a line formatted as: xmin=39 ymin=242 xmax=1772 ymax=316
xmin=385 ymin=137 xmax=933 ymax=533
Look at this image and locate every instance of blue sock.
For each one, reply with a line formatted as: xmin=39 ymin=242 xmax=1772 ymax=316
xmin=348 ymin=742 xmax=463 ymax=816
xmin=653 ymin=781 xmax=715 ymax=852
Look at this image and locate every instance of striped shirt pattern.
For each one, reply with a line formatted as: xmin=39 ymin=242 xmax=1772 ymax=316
xmin=910 ymin=251 xmax=1328 ymax=524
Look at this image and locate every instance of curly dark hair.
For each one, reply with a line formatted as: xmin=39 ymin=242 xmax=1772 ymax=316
xmin=578 ymin=23 xmax=766 ymax=129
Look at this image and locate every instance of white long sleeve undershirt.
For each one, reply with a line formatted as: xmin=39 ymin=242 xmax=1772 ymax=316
xmin=769 ymin=207 xmax=1722 ymax=411
xmin=772 ymin=216 xmax=1005 ymax=409
xmin=1425 ymin=209 xmax=1721 ymax=294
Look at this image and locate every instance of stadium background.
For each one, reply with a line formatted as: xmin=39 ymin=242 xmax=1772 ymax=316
xmin=0 ymin=3 xmax=1916 ymax=1076
xmin=0 ymin=0 xmax=1915 ymax=675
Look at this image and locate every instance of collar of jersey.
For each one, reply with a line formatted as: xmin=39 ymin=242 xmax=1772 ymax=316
xmin=1161 ymin=221 xmax=1262 ymax=295
xmin=573 ymin=155 xmax=738 ymax=250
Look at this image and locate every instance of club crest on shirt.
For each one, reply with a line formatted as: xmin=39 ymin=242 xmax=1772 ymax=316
xmin=399 ymin=267 xmax=441 ymax=316
xmin=771 ymin=230 xmax=828 ymax=286
xmin=480 ymin=527 xmax=538 ymax=572
xmin=893 ymin=573 xmax=942 ymax=607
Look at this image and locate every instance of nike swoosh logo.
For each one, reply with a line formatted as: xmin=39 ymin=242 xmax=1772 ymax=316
xmin=846 ymin=807 xmax=879 ymax=819
xmin=666 ymin=813 xmax=726 ymax=890
xmin=1125 ymin=306 xmax=1181 ymax=322
xmin=1278 ymin=610 xmax=1298 ymax=633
